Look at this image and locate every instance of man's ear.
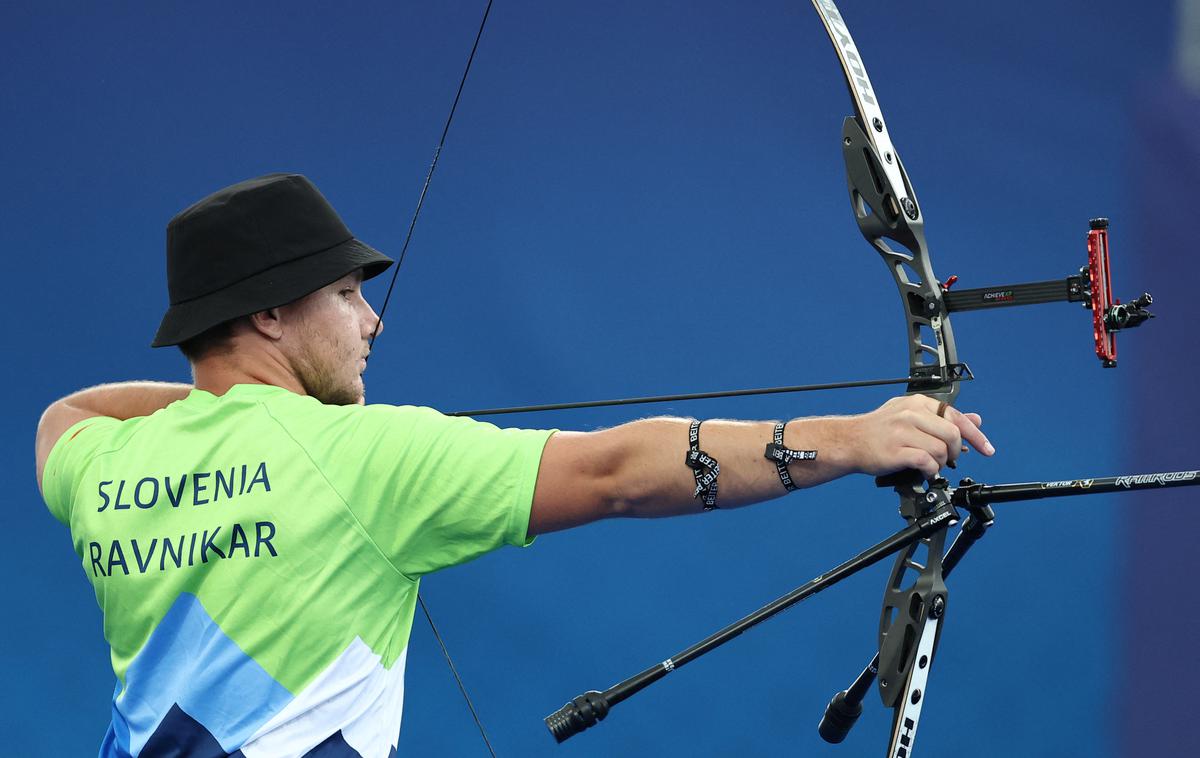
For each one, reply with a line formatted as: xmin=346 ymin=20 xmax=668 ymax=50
xmin=249 ymin=308 xmax=285 ymax=340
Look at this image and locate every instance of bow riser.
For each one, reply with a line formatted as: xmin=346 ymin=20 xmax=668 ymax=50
xmin=840 ymin=118 xmax=960 ymax=405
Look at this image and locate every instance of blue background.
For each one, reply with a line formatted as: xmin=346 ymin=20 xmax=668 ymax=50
xmin=3 ymin=1 xmax=1196 ymax=756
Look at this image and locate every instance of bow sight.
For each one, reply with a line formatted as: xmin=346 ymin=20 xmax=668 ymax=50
xmin=938 ymin=217 xmax=1154 ymax=368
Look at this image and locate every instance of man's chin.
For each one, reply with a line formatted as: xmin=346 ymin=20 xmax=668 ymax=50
xmin=320 ymin=393 xmax=363 ymax=407
xmin=307 ymin=381 xmax=365 ymax=407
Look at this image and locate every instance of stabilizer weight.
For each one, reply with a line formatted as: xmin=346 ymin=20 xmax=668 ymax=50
xmin=818 ymin=689 xmax=864 ymax=743
xmin=545 ymin=691 xmax=610 ymax=743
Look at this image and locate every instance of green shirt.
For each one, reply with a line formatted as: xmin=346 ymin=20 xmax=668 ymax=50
xmin=42 ymin=383 xmax=553 ymax=757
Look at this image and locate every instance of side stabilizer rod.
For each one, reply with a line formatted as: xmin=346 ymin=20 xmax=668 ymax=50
xmin=545 ymin=505 xmax=958 ymax=742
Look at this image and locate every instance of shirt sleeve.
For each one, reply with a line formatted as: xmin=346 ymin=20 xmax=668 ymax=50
xmin=42 ymin=416 xmax=122 ymax=526
xmin=299 ymin=403 xmax=555 ymax=578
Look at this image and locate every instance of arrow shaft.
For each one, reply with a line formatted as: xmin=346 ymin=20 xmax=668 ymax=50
xmin=449 ymin=373 xmax=970 ymax=417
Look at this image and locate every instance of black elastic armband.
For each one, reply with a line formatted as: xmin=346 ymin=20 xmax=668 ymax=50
xmin=685 ymin=420 xmax=720 ymax=510
xmin=764 ymin=422 xmax=817 ymax=492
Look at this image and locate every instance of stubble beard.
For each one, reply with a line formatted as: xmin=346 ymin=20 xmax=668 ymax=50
xmin=295 ymin=347 xmax=363 ymax=406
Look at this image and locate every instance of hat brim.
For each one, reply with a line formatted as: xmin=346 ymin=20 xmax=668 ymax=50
xmin=151 ymin=237 xmax=393 ymax=347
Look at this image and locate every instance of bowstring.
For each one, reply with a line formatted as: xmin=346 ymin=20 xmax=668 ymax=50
xmin=368 ymin=0 xmax=493 ymax=348
xmin=419 ymin=595 xmax=498 ymax=758
xmin=369 ymin=1 xmax=497 ymax=755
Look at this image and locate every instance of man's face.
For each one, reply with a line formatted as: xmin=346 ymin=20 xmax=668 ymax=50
xmin=280 ymin=270 xmax=381 ymax=405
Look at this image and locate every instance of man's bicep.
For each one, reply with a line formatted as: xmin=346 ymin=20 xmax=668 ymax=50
xmin=528 ymin=430 xmax=622 ymax=536
xmin=35 ymin=401 xmax=104 ymax=495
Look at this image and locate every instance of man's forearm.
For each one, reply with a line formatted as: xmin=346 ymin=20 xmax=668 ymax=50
xmin=600 ymin=415 xmax=860 ymax=518
xmin=58 ymin=381 xmax=193 ymax=420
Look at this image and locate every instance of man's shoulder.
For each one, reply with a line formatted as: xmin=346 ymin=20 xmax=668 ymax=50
xmin=236 ymin=389 xmax=462 ymax=457
xmin=248 ymin=388 xmax=447 ymax=428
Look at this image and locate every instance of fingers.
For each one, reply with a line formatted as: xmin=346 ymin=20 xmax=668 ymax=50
xmin=881 ymin=396 xmax=995 ymax=476
xmin=857 ymin=395 xmax=998 ymax=480
xmin=946 ymin=407 xmax=994 ymax=456
xmin=898 ymin=446 xmax=942 ymax=480
xmin=903 ymin=396 xmax=995 ymax=459
xmin=896 ymin=406 xmax=960 ymax=468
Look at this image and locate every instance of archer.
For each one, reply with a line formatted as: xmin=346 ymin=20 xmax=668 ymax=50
xmin=34 ymin=173 xmax=993 ymax=757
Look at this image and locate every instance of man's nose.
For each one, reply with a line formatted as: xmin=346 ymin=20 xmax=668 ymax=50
xmin=365 ymin=304 xmax=383 ymax=340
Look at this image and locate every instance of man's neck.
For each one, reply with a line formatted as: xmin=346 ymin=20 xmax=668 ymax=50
xmin=191 ymin=345 xmax=306 ymax=398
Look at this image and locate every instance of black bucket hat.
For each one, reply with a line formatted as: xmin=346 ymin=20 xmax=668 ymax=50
xmin=152 ymin=173 xmax=393 ymax=347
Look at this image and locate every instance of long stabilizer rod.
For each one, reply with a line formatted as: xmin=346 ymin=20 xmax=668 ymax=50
xmin=953 ymin=470 xmax=1199 ymax=507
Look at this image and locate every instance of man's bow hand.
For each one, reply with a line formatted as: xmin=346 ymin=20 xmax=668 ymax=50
xmin=847 ymin=395 xmax=995 ymax=480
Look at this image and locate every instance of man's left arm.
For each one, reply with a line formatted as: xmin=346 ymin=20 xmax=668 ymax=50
xmin=35 ymin=381 xmax=192 ymax=494
xmin=527 ymin=396 xmax=993 ymax=535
